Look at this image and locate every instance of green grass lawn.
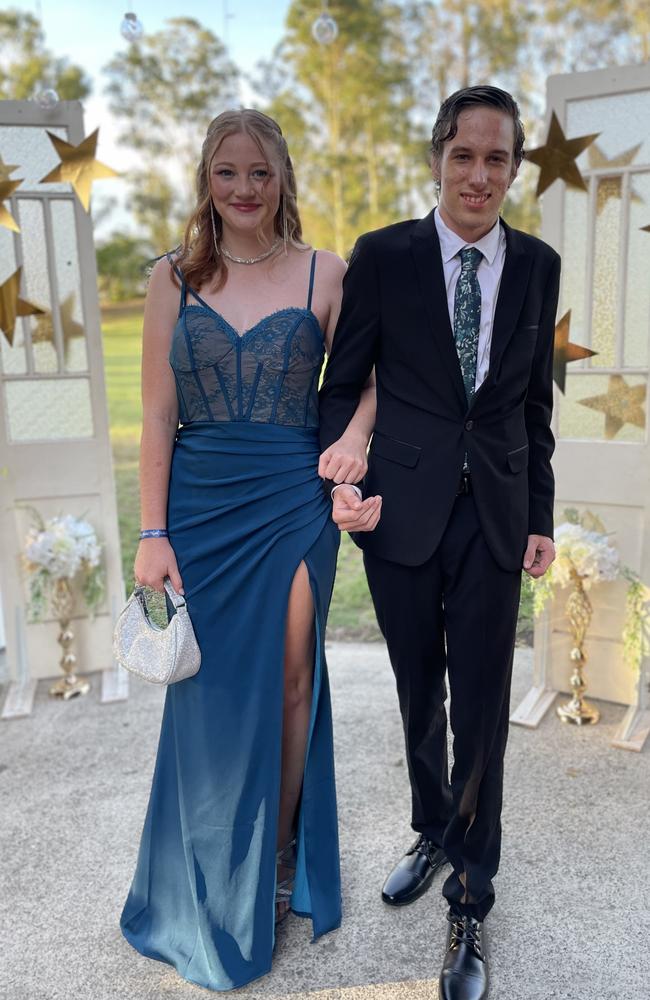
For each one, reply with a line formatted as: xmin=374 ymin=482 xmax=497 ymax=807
xmin=102 ymin=304 xmax=533 ymax=643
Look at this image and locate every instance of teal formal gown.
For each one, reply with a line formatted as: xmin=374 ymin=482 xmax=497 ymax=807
xmin=120 ymin=252 xmax=342 ymax=991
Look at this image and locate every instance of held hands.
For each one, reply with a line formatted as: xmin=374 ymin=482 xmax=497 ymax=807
xmin=331 ymin=485 xmax=382 ymax=533
xmin=134 ymin=538 xmax=184 ymax=594
xmin=523 ymin=534 xmax=555 ymax=578
xmin=318 ymin=429 xmax=369 ymax=485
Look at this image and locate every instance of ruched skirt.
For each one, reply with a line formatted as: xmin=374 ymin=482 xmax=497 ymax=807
xmin=120 ymin=421 xmax=341 ymax=991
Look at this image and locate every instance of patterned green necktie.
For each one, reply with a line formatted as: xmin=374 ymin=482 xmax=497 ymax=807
xmin=453 ymin=246 xmax=482 ymax=403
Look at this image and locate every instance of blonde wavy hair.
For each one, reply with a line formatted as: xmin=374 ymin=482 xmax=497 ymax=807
xmin=173 ymin=109 xmax=308 ymax=292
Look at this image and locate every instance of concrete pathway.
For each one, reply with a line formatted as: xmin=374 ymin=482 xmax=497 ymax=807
xmin=1 ymin=643 xmax=648 ymax=1000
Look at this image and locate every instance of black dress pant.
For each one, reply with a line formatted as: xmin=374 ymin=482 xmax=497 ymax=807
xmin=363 ymin=492 xmax=521 ymax=920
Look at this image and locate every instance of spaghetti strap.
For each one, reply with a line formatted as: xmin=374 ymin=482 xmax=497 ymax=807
xmin=166 ymin=253 xmax=187 ymax=318
xmin=306 ymin=251 xmax=317 ymax=311
xmin=183 ymin=286 xmax=216 ymax=313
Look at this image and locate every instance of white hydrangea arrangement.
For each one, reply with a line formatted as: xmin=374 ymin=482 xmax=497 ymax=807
xmin=534 ymin=521 xmax=620 ymax=604
xmin=23 ymin=511 xmax=104 ymax=621
xmin=534 ymin=508 xmax=649 ymax=673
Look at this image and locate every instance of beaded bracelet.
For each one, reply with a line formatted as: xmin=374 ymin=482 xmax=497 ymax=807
xmin=139 ymin=529 xmax=169 ymax=539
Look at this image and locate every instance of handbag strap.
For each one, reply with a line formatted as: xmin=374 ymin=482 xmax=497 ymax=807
xmin=163 ymin=578 xmax=187 ymax=609
xmin=133 ymin=578 xmax=187 ymax=617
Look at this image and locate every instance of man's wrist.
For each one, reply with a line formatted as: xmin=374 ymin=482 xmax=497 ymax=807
xmin=331 ymin=483 xmax=362 ymax=501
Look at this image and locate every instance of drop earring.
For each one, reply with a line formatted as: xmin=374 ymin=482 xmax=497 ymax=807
xmin=210 ymin=200 xmax=220 ymax=257
xmin=282 ymin=195 xmax=289 ymax=254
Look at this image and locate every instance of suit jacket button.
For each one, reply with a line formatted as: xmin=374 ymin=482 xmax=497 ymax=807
xmin=465 ymin=420 xmax=474 ymax=431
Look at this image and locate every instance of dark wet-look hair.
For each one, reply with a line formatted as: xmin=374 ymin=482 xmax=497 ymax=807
xmin=430 ymin=86 xmax=525 ymax=169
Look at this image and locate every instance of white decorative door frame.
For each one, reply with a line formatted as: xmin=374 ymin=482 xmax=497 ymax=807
xmin=511 ymin=63 xmax=650 ymax=751
xmin=0 ymin=100 xmax=128 ymax=717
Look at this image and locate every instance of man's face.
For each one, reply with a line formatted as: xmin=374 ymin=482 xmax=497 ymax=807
xmin=432 ymin=106 xmax=518 ymax=242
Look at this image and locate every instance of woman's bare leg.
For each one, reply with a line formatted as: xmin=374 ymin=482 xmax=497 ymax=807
xmin=277 ymin=560 xmax=315 ymax=919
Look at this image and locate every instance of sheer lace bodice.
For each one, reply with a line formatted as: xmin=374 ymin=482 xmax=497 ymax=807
xmin=168 ymin=253 xmax=324 ymax=428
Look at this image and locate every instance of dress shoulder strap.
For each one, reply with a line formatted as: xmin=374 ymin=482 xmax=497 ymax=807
xmin=306 ymin=250 xmax=317 ymax=311
xmin=165 ymin=252 xmax=186 ymax=318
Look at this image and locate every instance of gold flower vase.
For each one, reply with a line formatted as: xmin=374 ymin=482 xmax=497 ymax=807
xmin=48 ymin=578 xmax=90 ymax=700
xmin=556 ymin=569 xmax=600 ymax=726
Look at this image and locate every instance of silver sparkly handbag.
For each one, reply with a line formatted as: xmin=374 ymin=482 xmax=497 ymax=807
xmin=112 ymin=578 xmax=201 ymax=684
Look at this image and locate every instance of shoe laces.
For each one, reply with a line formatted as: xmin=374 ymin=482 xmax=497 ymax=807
xmin=408 ymin=833 xmax=437 ymax=865
xmin=447 ymin=912 xmax=484 ymax=960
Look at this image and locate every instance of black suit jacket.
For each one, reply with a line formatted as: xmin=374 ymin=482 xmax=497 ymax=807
xmin=319 ymin=209 xmax=561 ymax=572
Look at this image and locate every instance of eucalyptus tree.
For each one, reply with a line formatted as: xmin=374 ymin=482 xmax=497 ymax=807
xmin=261 ymin=0 xmax=428 ymax=257
xmin=0 ymin=8 xmax=90 ymax=100
xmin=104 ymin=16 xmax=238 ymax=253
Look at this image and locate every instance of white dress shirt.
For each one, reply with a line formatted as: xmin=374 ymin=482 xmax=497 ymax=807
xmin=434 ymin=209 xmax=506 ymax=392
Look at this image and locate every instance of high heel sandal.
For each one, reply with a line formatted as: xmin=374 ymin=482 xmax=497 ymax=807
xmin=275 ymin=838 xmax=297 ymax=925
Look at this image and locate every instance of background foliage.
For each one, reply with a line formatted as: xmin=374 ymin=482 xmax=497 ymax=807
xmin=2 ymin=2 xmax=647 ymax=266
xmin=1 ymin=1 xmax=642 ymax=638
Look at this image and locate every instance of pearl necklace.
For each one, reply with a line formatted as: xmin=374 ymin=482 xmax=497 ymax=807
xmin=220 ymin=240 xmax=282 ymax=265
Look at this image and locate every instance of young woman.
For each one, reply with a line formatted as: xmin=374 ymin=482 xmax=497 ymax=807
xmin=120 ymin=109 xmax=380 ymax=991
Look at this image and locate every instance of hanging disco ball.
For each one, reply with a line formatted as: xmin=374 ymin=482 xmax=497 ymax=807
xmin=312 ymin=13 xmax=339 ymax=45
xmin=34 ymin=88 xmax=60 ymax=109
xmin=120 ymin=12 xmax=144 ymax=42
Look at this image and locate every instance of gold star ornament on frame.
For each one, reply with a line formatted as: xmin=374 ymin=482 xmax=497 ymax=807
xmin=0 ymin=157 xmax=20 ymax=183
xmin=39 ymin=128 xmax=119 ymax=211
xmin=526 ymin=112 xmax=599 ymax=198
xmin=0 ymin=156 xmax=23 ymax=233
xmin=578 ymin=374 xmax=646 ymax=440
xmin=553 ymin=310 xmax=597 ymax=394
xmin=0 ymin=267 xmax=45 ymax=346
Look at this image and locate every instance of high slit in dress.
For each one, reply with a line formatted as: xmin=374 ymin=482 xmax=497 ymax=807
xmin=120 ymin=252 xmax=342 ymax=991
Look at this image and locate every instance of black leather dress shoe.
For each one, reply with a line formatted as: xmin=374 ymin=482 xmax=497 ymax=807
xmin=381 ymin=834 xmax=448 ymax=906
xmin=439 ymin=910 xmax=488 ymax=1000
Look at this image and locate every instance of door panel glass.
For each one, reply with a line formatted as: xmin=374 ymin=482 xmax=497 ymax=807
xmin=625 ymin=172 xmax=650 ymax=368
xmin=591 ymin=178 xmax=621 ymax=368
xmin=0 ymin=124 xmax=69 ymax=191
xmin=560 ymin=189 xmax=589 ymax=353
xmin=50 ymin=200 xmax=88 ymax=373
xmin=5 ymin=378 xmax=93 ymax=440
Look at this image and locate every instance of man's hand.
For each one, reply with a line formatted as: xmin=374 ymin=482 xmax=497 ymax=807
xmin=319 ymin=429 xmax=368 ymax=485
xmin=331 ymin=485 xmax=382 ymax=533
xmin=523 ymin=534 xmax=555 ymax=578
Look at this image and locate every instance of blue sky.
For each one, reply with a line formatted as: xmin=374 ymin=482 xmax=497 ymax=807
xmin=10 ymin=1 xmax=293 ymax=232
xmin=22 ymin=1 xmax=291 ymax=80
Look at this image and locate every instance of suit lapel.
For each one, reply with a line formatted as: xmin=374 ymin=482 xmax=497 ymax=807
xmin=410 ymin=210 xmax=467 ymax=410
xmin=485 ymin=220 xmax=533 ymax=380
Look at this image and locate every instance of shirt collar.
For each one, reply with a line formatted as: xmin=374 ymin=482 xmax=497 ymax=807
xmin=434 ymin=208 xmax=502 ymax=266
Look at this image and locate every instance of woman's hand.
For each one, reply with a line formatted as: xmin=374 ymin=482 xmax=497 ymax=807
xmin=134 ymin=538 xmax=184 ymax=594
xmin=318 ymin=428 xmax=369 ymax=485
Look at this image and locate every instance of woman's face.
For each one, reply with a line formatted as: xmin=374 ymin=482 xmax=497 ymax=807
xmin=208 ymin=131 xmax=281 ymax=240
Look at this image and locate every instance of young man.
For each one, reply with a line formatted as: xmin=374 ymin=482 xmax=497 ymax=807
xmin=319 ymin=87 xmax=560 ymax=1000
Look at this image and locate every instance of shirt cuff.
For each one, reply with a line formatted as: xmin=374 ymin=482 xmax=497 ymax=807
xmin=331 ymin=483 xmax=363 ymax=501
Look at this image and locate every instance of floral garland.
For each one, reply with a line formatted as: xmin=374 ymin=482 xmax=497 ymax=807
xmin=22 ymin=509 xmax=105 ymax=621
xmin=533 ymin=509 xmax=650 ymax=675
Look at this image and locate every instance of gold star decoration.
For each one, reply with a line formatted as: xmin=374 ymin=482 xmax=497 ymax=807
xmin=587 ymin=143 xmax=643 ymax=214
xmin=553 ymin=310 xmax=597 ymax=394
xmin=526 ymin=112 xmax=600 ymax=198
xmin=0 ymin=156 xmax=23 ymax=233
xmin=31 ymin=293 xmax=85 ymax=359
xmin=578 ymin=374 xmax=646 ymax=440
xmin=39 ymin=129 xmax=119 ymax=212
xmin=0 ymin=156 xmax=20 ymax=183
xmin=0 ymin=267 xmax=45 ymax=346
